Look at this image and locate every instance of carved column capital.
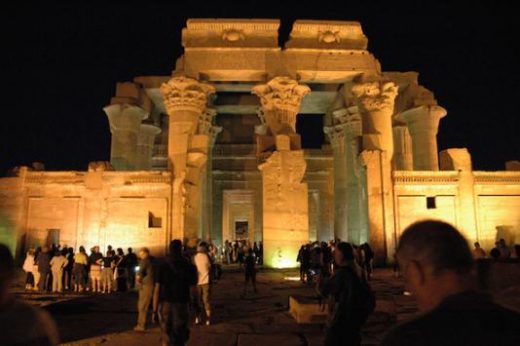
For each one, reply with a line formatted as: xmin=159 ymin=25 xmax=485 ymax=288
xmin=252 ymin=77 xmax=310 ymax=134
xmin=198 ymin=107 xmax=218 ymax=136
xmin=104 ymin=104 xmax=148 ymax=133
xmin=397 ymin=105 xmax=447 ymax=134
xmin=351 ymin=80 xmax=398 ymax=114
xmin=160 ymin=76 xmax=215 ymax=115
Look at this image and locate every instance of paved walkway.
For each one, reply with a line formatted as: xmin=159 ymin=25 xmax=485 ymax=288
xmin=15 ymin=268 xmax=416 ymax=345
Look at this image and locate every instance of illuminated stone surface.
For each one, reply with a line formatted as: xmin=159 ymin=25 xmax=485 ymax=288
xmin=0 ymin=18 xmax=519 ymax=265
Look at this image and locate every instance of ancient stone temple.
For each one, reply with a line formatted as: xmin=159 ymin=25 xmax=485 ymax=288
xmin=1 ymin=19 xmax=519 ymax=267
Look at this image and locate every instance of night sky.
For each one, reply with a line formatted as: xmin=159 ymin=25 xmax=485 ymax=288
xmin=2 ymin=1 xmax=519 ymax=176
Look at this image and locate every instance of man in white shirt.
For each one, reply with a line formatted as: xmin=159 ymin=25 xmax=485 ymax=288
xmin=193 ymin=242 xmax=212 ymax=325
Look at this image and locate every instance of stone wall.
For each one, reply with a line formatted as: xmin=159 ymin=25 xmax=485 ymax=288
xmin=393 ymin=171 xmax=520 ymax=254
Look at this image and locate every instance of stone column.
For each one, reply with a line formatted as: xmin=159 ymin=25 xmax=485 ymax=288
xmin=103 ymin=104 xmax=148 ymax=170
xmin=136 ymin=124 xmax=161 ymax=170
xmin=201 ymin=114 xmax=222 ymax=243
xmin=326 ymin=107 xmax=367 ymax=245
xmin=392 ymin=125 xmax=413 ymax=170
xmin=252 ymin=77 xmax=310 ymax=268
xmin=324 ymin=109 xmax=348 ymax=242
xmin=160 ymin=76 xmax=215 ymax=244
xmin=351 ymin=77 xmax=398 ymax=264
xmin=398 ymin=105 xmax=447 ymax=171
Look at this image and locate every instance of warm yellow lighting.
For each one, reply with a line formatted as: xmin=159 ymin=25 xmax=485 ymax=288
xmin=283 ymin=276 xmax=301 ymax=281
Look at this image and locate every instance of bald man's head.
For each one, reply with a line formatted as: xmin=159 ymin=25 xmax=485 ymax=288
xmin=398 ymin=220 xmax=474 ymax=276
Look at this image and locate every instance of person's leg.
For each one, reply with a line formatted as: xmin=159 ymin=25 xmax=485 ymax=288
xmin=193 ymin=286 xmax=201 ymax=324
xmin=202 ymin=284 xmax=211 ymax=324
xmin=171 ymin=303 xmax=190 ymax=346
xmin=159 ymin=302 xmax=173 ymax=346
xmin=51 ymin=271 xmax=58 ymax=292
xmin=38 ymin=271 xmax=46 ymax=291
xmin=252 ymin=272 xmax=257 ymax=293
xmin=33 ymin=269 xmax=40 ymax=291
xmin=58 ymin=270 xmax=64 ymax=292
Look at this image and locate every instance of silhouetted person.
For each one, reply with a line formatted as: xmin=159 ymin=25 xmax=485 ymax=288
xmin=135 ymin=247 xmax=155 ymax=331
xmin=0 ymin=244 xmax=59 ymax=345
xmin=126 ymin=247 xmax=138 ymax=290
xmin=381 ymin=220 xmax=520 ymax=346
xmin=242 ymin=248 xmax=258 ymax=297
xmin=498 ymin=238 xmax=511 ymax=259
xmin=153 ymin=240 xmax=197 ymax=346
xmin=317 ymin=242 xmax=373 ymax=346
xmin=297 ymin=245 xmax=310 ymax=282
xmin=38 ymin=246 xmax=51 ymax=291
xmin=193 ymin=242 xmax=212 ymax=325
xmin=472 ymin=242 xmax=486 ymax=259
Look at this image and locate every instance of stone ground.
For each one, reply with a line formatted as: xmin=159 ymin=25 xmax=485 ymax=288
xmin=14 ymin=267 xmax=416 ymax=346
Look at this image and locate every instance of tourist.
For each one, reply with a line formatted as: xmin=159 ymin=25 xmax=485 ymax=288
xmin=22 ymin=248 xmax=36 ymax=290
xmin=472 ymin=241 xmax=486 ymax=259
xmin=317 ymin=242 xmax=373 ymax=346
xmin=242 ymin=248 xmax=258 ymax=297
xmin=50 ymin=250 xmax=68 ymax=293
xmin=153 ymin=240 xmax=198 ymax=346
xmin=0 ymin=243 xmax=60 ymax=345
xmin=297 ymin=245 xmax=310 ymax=283
xmin=73 ymin=246 xmax=88 ymax=292
xmin=381 ymin=220 xmax=520 ymax=345
xmin=361 ymin=243 xmax=375 ymax=281
xmin=63 ymin=247 xmax=74 ymax=290
xmin=114 ymin=248 xmax=127 ymax=292
xmin=134 ymin=247 xmax=156 ymax=331
xmin=32 ymin=246 xmax=41 ymax=291
xmin=513 ymin=244 xmax=520 ymax=259
xmin=258 ymin=241 xmax=263 ymax=265
xmin=125 ymin=247 xmax=138 ymax=290
xmin=38 ymin=246 xmax=52 ymax=292
xmin=193 ymin=242 xmax=212 ymax=325
xmin=101 ymin=250 xmax=115 ymax=293
xmin=497 ymin=238 xmax=511 ymax=259
xmin=89 ymin=246 xmax=103 ymax=293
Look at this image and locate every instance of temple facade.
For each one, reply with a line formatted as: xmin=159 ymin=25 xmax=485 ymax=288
xmin=1 ymin=19 xmax=519 ymax=267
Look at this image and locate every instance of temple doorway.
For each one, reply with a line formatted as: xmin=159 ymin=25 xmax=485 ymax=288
xmin=234 ymin=220 xmax=249 ymax=241
xmin=222 ymin=190 xmax=255 ymax=245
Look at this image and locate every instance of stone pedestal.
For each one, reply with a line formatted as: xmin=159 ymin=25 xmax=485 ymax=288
xmin=253 ymin=77 xmax=310 ymax=268
xmin=398 ymin=105 xmax=447 ymax=171
xmin=104 ymin=104 xmax=148 ymax=170
xmin=259 ymin=148 xmax=309 ymax=268
xmin=160 ymin=76 xmax=215 ymax=244
xmin=136 ymin=124 xmax=161 ymax=170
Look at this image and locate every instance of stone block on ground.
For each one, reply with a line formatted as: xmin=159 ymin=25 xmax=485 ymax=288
xmin=289 ymin=295 xmax=327 ymax=324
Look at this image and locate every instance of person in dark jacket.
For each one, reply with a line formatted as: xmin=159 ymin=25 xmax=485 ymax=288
xmin=381 ymin=220 xmax=520 ymax=346
xmin=153 ymin=240 xmax=197 ymax=346
xmin=317 ymin=242 xmax=366 ymax=346
xmin=38 ymin=246 xmax=52 ymax=292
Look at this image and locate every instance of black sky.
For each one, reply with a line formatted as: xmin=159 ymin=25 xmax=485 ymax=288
xmin=2 ymin=1 xmax=519 ymax=175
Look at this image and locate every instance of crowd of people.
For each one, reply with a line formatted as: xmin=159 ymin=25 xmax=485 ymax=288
xmin=22 ymin=244 xmax=140 ymax=293
xmin=297 ymin=241 xmax=374 ymax=284
xmin=2 ymin=221 xmax=520 ymax=345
